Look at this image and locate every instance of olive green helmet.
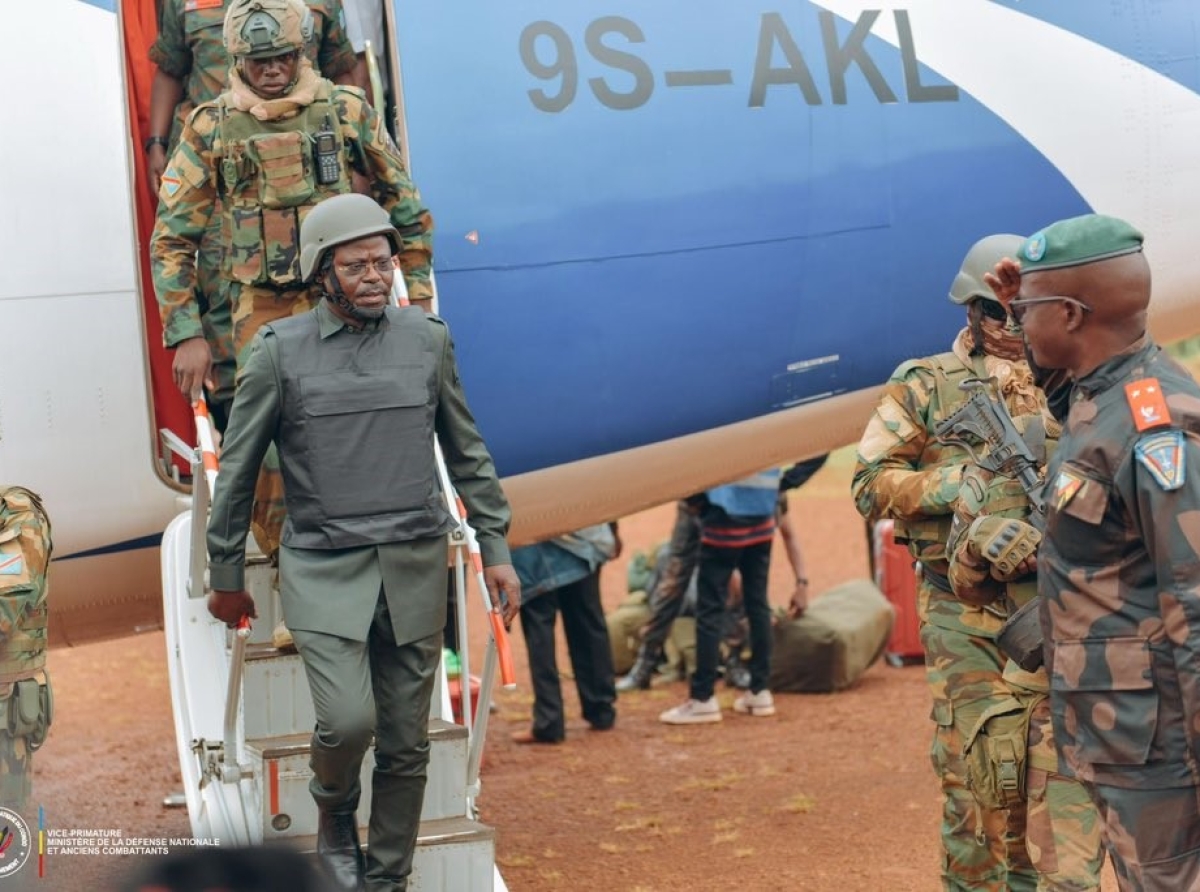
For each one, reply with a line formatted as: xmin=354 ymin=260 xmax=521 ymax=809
xmin=299 ymin=194 xmax=402 ymax=281
xmin=949 ymin=233 xmax=1023 ymax=305
xmin=223 ymin=0 xmax=313 ymax=60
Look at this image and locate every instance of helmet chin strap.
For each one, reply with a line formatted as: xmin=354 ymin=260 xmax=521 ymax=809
xmin=322 ymin=265 xmax=384 ymax=322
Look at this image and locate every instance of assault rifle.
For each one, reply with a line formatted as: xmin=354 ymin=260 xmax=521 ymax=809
xmin=935 ymin=377 xmax=1047 ymax=671
xmin=935 ymin=377 xmax=1046 ymax=517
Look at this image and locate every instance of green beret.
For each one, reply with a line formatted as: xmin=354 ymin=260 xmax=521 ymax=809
xmin=1019 ymin=214 xmax=1143 ymax=274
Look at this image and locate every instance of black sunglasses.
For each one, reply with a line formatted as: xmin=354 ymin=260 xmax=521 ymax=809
xmin=978 ymin=300 xmax=1009 ymax=322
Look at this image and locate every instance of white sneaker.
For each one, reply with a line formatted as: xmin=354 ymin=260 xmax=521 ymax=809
xmin=659 ymin=697 xmax=723 ymax=725
xmin=733 ymin=689 xmax=776 ymax=717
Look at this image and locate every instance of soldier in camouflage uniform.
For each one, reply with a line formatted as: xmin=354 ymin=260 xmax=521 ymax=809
xmin=987 ymin=214 xmax=1200 ymax=891
xmin=152 ymin=0 xmax=432 ymax=555
xmin=0 ymin=487 xmax=52 ymax=813
xmin=946 ymin=393 xmax=1105 ymax=889
xmin=851 ymin=234 xmax=1038 ymax=891
xmin=147 ymin=0 xmax=356 ymax=427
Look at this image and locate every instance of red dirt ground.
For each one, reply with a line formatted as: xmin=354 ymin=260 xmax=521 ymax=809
xmin=26 ymin=449 xmax=1118 ymax=891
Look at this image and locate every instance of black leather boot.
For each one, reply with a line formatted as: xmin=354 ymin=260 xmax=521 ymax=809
xmin=317 ymin=809 xmax=366 ymax=892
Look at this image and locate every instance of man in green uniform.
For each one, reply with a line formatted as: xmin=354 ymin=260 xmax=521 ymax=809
xmin=153 ymin=0 xmax=433 ymax=554
xmin=988 ymin=215 xmax=1200 ymax=890
xmin=147 ymin=0 xmax=356 ymax=426
xmin=851 ymin=235 xmax=1038 ymax=890
xmin=946 ymin=391 xmax=1105 ymax=890
xmin=206 ymin=193 xmax=518 ymax=892
xmin=0 ymin=487 xmax=52 ymax=814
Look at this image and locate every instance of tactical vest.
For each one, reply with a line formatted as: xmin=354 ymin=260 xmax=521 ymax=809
xmin=0 ymin=487 xmax=51 ymax=682
xmin=218 ymin=81 xmax=353 ymax=288
xmin=893 ymin=351 xmax=987 ymax=566
xmin=269 ymin=306 xmax=455 ymax=549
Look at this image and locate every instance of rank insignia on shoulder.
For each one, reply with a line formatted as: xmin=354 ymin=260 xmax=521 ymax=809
xmin=0 ymin=554 xmax=24 ymax=576
xmin=1134 ymin=429 xmax=1186 ymax=491
xmin=161 ymin=172 xmax=182 ymax=197
xmin=1053 ymin=470 xmax=1085 ymax=511
xmin=1125 ymin=377 xmax=1171 ymax=431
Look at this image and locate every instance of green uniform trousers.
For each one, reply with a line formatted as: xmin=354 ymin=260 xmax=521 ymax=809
xmin=291 ymin=592 xmax=442 ymax=892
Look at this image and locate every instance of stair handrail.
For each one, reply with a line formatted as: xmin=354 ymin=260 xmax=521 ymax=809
xmin=190 ymin=396 xmax=253 ymax=784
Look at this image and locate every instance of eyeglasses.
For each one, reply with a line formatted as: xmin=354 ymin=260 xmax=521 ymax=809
xmin=977 ymin=300 xmax=1009 ymax=323
xmin=336 ymin=259 xmax=396 ymax=278
xmin=1008 ymin=295 xmax=1093 ymax=325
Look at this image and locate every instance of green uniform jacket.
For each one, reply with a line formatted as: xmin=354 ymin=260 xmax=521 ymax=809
xmin=1040 ymin=335 xmax=1200 ymax=789
xmin=151 ymin=82 xmax=434 ymax=348
xmin=206 ymin=301 xmax=510 ymax=645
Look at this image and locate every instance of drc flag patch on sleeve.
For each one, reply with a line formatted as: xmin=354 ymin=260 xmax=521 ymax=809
xmin=1054 ymin=470 xmax=1086 ymax=511
xmin=161 ymin=172 xmax=182 ymax=197
xmin=1125 ymin=378 xmax=1171 ymax=431
xmin=1135 ymin=429 xmax=1186 ymax=491
xmin=0 ymin=554 xmax=23 ymax=576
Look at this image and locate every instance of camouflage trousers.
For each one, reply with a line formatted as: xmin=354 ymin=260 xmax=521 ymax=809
xmin=919 ymin=581 xmax=1036 ymax=891
xmin=0 ymin=674 xmax=51 ymax=812
xmin=1085 ymin=780 xmax=1200 ymax=891
xmin=1024 ymin=696 xmax=1105 ymax=890
xmin=632 ymin=503 xmax=701 ymax=664
xmin=230 ymin=282 xmax=317 ymax=559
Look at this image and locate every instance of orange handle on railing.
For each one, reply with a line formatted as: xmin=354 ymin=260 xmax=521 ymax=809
xmin=192 ymin=396 xmax=220 ymax=497
xmin=456 ymin=497 xmax=517 ymax=690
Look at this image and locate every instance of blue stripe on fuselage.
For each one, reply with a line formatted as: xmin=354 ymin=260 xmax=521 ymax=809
xmin=56 ymin=534 xmax=162 ymax=562
xmin=396 ymin=3 xmax=1089 ymax=476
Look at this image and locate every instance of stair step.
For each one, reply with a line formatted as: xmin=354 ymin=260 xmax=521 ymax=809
xmin=241 ymin=644 xmax=313 ymax=740
xmin=246 ymin=718 xmax=469 ymax=839
xmin=288 ymin=816 xmax=495 ymax=892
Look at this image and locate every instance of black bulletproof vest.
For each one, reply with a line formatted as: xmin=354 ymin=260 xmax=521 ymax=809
xmin=268 ymin=304 xmax=454 ymax=549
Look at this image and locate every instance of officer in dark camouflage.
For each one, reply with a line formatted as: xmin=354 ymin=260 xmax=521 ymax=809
xmin=987 ymin=214 xmax=1200 ymax=891
xmin=152 ymin=0 xmax=432 ymax=555
xmin=946 ymin=403 xmax=1106 ymax=889
xmin=146 ymin=0 xmax=356 ymax=427
xmin=0 ymin=487 xmax=52 ymax=813
xmin=852 ymin=235 xmax=1038 ymax=891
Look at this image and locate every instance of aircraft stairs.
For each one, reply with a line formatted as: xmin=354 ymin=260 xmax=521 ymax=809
xmin=158 ymin=417 xmax=511 ymax=891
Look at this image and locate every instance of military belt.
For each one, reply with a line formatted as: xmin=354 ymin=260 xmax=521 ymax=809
xmin=920 ymin=566 xmax=954 ymax=594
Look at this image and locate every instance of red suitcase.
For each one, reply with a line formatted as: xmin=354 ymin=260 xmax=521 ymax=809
xmin=873 ymin=520 xmax=924 ymax=666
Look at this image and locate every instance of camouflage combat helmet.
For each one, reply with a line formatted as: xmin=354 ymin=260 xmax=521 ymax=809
xmin=949 ymin=233 xmax=1023 ymax=305
xmin=299 ymin=194 xmax=402 ymax=281
xmin=223 ymin=0 xmax=314 ymax=60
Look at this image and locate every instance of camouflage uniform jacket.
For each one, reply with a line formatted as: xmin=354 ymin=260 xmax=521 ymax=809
xmin=150 ymin=0 xmax=356 ymax=139
xmin=852 ymin=330 xmax=1040 ymax=637
xmin=0 ymin=487 xmax=52 ymax=684
xmin=151 ymin=81 xmax=434 ymax=347
xmin=1040 ymin=335 xmax=1200 ymax=789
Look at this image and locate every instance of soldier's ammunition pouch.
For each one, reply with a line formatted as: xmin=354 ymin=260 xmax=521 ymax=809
xmin=1 ymin=675 xmax=52 ymax=751
xmin=963 ymin=692 xmax=1042 ymax=809
xmin=997 ymin=597 xmax=1045 ymax=671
